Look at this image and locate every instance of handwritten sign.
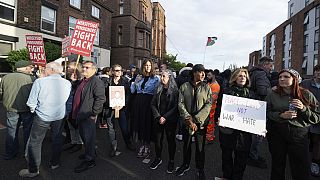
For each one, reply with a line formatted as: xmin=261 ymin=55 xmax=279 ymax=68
xmin=109 ymin=86 xmax=125 ymax=107
xmin=61 ymin=36 xmax=70 ymax=58
xmin=68 ymin=19 xmax=99 ymax=57
xmin=219 ymin=94 xmax=267 ymax=136
xmin=25 ymin=35 xmax=46 ymax=66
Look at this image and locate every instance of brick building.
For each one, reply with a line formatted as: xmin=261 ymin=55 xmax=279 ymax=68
xmin=110 ymin=0 xmax=153 ymax=69
xmin=262 ymin=0 xmax=319 ymax=76
xmin=152 ymin=2 xmax=166 ymax=65
xmin=248 ymin=50 xmax=262 ymax=69
xmin=0 ymin=0 xmax=112 ymax=71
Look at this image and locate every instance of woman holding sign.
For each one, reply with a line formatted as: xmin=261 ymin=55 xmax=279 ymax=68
xmin=130 ymin=59 xmax=159 ymax=158
xmin=266 ymin=69 xmax=320 ymax=180
xmin=218 ymin=68 xmax=252 ymax=180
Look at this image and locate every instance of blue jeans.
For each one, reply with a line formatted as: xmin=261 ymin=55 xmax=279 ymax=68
xmin=5 ymin=111 xmax=33 ymax=157
xmin=106 ymin=109 xmax=130 ymax=150
xmin=26 ymin=115 xmax=63 ymax=173
xmin=249 ymin=134 xmax=264 ymax=160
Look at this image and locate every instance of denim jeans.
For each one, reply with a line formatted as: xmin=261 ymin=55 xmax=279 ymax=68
xmin=249 ymin=134 xmax=263 ymax=160
xmin=67 ymin=120 xmax=83 ymax=145
xmin=78 ymin=116 xmax=97 ymax=161
xmin=106 ymin=109 xmax=130 ymax=150
xmin=5 ymin=111 xmax=33 ymax=157
xmin=26 ymin=115 xmax=63 ymax=173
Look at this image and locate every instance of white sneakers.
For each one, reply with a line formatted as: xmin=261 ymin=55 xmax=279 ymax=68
xmin=19 ymin=169 xmax=39 ymax=178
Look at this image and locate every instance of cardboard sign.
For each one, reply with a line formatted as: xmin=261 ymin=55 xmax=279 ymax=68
xmin=61 ymin=36 xmax=70 ymax=58
xmin=109 ymin=86 xmax=125 ymax=107
xmin=68 ymin=19 xmax=99 ymax=57
xmin=25 ymin=35 xmax=46 ymax=66
xmin=219 ymin=94 xmax=267 ymax=136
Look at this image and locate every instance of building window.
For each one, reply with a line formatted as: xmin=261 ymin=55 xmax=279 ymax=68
xmin=0 ymin=0 xmax=15 ymax=23
xmin=282 ymin=60 xmax=285 ymax=69
xmin=290 ymin=3 xmax=294 ymax=17
xmin=91 ymin=48 xmax=99 ymax=64
xmin=70 ymin=0 xmax=81 ymax=9
xmin=94 ymin=28 xmax=99 ymax=45
xmin=69 ymin=16 xmax=76 ymax=36
xmin=137 ymin=31 xmax=144 ymax=47
xmin=315 ymin=30 xmax=319 ymax=51
xmin=302 ymin=56 xmax=308 ymax=74
xmin=0 ymin=40 xmax=13 ymax=57
xmin=119 ymin=0 xmax=124 ymax=15
xmin=118 ymin=25 xmax=123 ymax=45
xmin=288 ymin=59 xmax=292 ymax=68
xmin=314 ymin=54 xmax=319 ymax=66
xmin=282 ymin=43 xmax=285 ymax=58
xmin=316 ymin=6 xmax=320 ymax=27
xmin=304 ymin=34 xmax=309 ymax=53
xmin=146 ymin=33 xmax=151 ymax=49
xmin=305 ymin=0 xmax=310 ymax=6
xmin=41 ymin=6 xmax=56 ymax=33
xmin=303 ymin=13 xmax=309 ymax=31
xmin=92 ymin=5 xmax=100 ymax=19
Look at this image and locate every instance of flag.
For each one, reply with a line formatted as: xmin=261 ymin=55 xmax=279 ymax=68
xmin=206 ymin=37 xmax=217 ymax=46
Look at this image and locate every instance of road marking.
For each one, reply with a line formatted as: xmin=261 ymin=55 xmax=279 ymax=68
xmin=99 ymin=154 xmax=138 ymax=178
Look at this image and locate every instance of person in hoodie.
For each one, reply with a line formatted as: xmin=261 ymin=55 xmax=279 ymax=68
xmin=248 ymin=56 xmax=273 ymax=169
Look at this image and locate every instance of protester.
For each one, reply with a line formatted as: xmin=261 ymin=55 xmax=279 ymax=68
xmin=1 ymin=60 xmax=35 ymax=160
xmin=206 ymin=69 xmax=220 ymax=143
xmin=72 ymin=61 xmax=106 ymax=173
xmin=217 ymin=68 xmax=252 ymax=180
xmin=104 ymin=64 xmax=135 ymax=157
xmin=176 ymin=64 xmax=212 ymax=180
xmin=160 ymin=63 xmax=168 ymax=71
xmin=130 ymin=59 xmax=159 ymax=158
xmin=300 ymin=64 xmax=320 ymax=177
xmin=19 ymin=62 xmax=71 ymax=178
xmin=62 ymin=62 xmax=83 ymax=153
xmin=150 ymin=69 xmax=179 ymax=173
xmin=266 ymin=68 xmax=320 ymax=180
xmin=248 ymin=56 xmax=273 ymax=169
xmin=175 ymin=63 xmax=193 ymax=141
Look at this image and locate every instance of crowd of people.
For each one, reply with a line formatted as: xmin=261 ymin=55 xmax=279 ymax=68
xmin=1 ymin=56 xmax=320 ymax=180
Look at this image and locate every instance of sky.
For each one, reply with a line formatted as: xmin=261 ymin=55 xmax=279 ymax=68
xmin=154 ymin=0 xmax=289 ymax=71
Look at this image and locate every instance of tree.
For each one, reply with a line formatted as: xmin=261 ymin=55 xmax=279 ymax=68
xmin=6 ymin=48 xmax=29 ymax=71
xmin=163 ymin=54 xmax=186 ymax=72
xmin=44 ymin=41 xmax=61 ymax=62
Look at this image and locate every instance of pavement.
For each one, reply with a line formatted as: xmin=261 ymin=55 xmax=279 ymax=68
xmin=0 ymin=103 xmax=317 ymax=180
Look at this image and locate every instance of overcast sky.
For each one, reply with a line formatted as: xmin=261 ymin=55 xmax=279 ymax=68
xmin=154 ymin=0 xmax=289 ymax=71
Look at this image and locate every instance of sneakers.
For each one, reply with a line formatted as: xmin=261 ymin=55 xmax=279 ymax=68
xmin=176 ymin=134 xmax=183 ymax=141
xmin=137 ymin=146 xmax=145 ymax=158
xmin=175 ymin=164 xmax=190 ymax=176
xmin=150 ymin=158 xmax=162 ymax=170
xmin=50 ymin=164 xmax=60 ymax=170
xmin=19 ymin=169 xmax=39 ymax=178
xmin=247 ymin=156 xmax=267 ymax=169
xmin=109 ymin=148 xmax=117 ymax=157
xmin=74 ymin=160 xmax=96 ymax=173
xmin=197 ymin=169 xmax=206 ymax=180
xmin=167 ymin=161 xmax=174 ymax=174
xmin=143 ymin=147 xmax=150 ymax=158
xmin=311 ymin=162 xmax=320 ymax=177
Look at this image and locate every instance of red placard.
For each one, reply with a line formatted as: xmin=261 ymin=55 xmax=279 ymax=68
xmin=25 ymin=35 xmax=46 ymax=66
xmin=68 ymin=19 xmax=99 ymax=57
xmin=61 ymin=36 xmax=70 ymax=58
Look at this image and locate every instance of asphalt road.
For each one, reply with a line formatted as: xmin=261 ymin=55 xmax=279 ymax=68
xmin=0 ymin=103 xmax=317 ymax=180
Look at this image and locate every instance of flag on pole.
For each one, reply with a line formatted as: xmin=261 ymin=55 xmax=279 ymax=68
xmin=206 ymin=37 xmax=217 ymax=46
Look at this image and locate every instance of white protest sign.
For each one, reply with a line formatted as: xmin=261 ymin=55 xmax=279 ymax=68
xmin=109 ymin=86 xmax=125 ymax=107
xmin=219 ymin=94 xmax=267 ymax=136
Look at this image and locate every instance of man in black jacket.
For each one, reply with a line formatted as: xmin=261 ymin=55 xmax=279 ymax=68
xmin=72 ymin=61 xmax=106 ymax=173
xmin=248 ymin=56 xmax=273 ymax=169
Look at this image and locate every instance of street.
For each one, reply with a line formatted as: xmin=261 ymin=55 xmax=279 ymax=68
xmin=0 ymin=103 xmax=316 ymax=180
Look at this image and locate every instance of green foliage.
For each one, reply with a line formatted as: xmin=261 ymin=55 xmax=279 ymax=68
xmin=163 ymin=54 xmax=186 ymax=72
xmin=6 ymin=48 xmax=29 ymax=71
xmin=44 ymin=41 xmax=61 ymax=62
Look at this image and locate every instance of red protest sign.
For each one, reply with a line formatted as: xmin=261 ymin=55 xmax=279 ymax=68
xmin=68 ymin=19 xmax=99 ymax=57
xmin=61 ymin=36 xmax=70 ymax=58
xmin=25 ymin=35 xmax=46 ymax=66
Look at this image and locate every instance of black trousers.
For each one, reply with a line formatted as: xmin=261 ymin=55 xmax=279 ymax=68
xmin=153 ymin=121 xmax=177 ymax=160
xmin=267 ymin=121 xmax=310 ymax=180
xmin=182 ymin=125 xmax=207 ymax=170
xmin=79 ymin=117 xmax=96 ymax=161
xmin=221 ymin=145 xmax=249 ymax=180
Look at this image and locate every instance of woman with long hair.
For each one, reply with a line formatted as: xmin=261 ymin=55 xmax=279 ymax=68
xmin=266 ymin=69 xmax=320 ymax=180
xmin=149 ymin=69 xmax=179 ymax=173
xmin=218 ymin=68 xmax=253 ymax=180
xmin=130 ymin=59 xmax=160 ymax=158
